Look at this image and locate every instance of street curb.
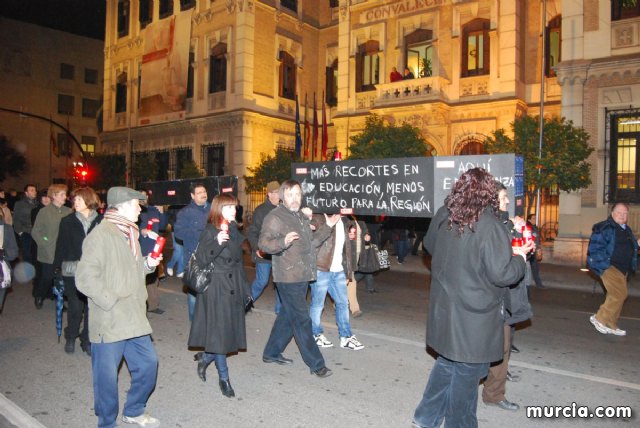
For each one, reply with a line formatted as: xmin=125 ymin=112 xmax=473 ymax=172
xmin=0 ymin=393 xmax=47 ymax=428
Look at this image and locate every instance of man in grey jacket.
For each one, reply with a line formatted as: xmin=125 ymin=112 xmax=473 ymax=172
xmin=259 ymin=180 xmax=339 ymax=378
xmin=76 ymin=187 xmax=162 ymax=428
xmin=12 ymin=184 xmax=37 ymax=264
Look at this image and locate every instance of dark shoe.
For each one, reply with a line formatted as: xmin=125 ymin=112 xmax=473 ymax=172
xmin=506 ymin=371 xmax=520 ymax=382
xmin=194 ymin=352 xmax=213 ymax=382
xmin=487 ymin=399 xmax=520 ymax=411
xmin=262 ymin=354 xmax=293 ymax=365
xmin=81 ymin=342 xmax=91 ymax=357
xmin=64 ymin=338 xmax=75 ymax=354
xmin=510 ymin=344 xmax=520 ymax=353
xmin=34 ymin=297 xmax=44 ymax=309
xmin=218 ymin=379 xmax=235 ymax=397
xmin=311 ymin=366 xmax=333 ymax=378
xmin=147 ymin=308 xmax=165 ymax=314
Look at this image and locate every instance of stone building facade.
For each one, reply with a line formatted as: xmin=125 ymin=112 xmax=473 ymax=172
xmin=101 ymin=0 xmax=560 ymax=200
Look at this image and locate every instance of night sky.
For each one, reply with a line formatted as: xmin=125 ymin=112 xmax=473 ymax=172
xmin=0 ymin=0 xmax=106 ymax=40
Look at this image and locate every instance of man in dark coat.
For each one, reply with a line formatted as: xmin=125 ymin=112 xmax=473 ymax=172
xmin=247 ymin=181 xmax=281 ymax=312
xmin=13 ymin=184 xmax=38 ymax=264
xmin=174 ymin=182 xmax=209 ymax=321
xmin=259 ymin=180 xmax=339 ymax=378
xmin=412 ymin=168 xmax=531 ymax=428
xmin=587 ymin=202 xmax=639 ymax=336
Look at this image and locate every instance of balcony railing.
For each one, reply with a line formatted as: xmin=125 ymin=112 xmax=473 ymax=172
xmin=374 ymin=76 xmax=450 ymax=106
xmin=208 ymin=92 xmax=226 ymax=111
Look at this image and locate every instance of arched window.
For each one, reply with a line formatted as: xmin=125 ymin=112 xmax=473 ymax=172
xmin=356 ymin=40 xmax=380 ymax=92
xmin=279 ymin=51 xmax=296 ymax=100
xmin=545 ymin=16 xmax=561 ymax=77
xmin=461 ymin=19 xmax=490 ymax=77
xmin=325 ymin=59 xmax=338 ymax=107
xmin=115 ymin=71 xmax=128 ymax=113
xmin=209 ymin=43 xmax=227 ymax=94
xmin=404 ymin=29 xmax=433 ymax=78
xmin=458 ymin=140 xmax=485 ymax=155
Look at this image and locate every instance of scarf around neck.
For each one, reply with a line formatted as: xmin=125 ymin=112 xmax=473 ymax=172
xmin=104 ymin=208 xmax=139 ymax=258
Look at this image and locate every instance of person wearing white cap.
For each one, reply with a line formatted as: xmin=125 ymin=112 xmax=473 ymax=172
xmin=76 ymin=187 xmax=163 ymax=428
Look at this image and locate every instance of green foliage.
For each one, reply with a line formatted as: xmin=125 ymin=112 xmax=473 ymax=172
xmin=348 ymin=114 xmax=428 ymax=159
xmin=89 ymin=154 xmax=126 ymax=191
xmin=484 ymin=115 xmax=593 ymax=211
xmin=0 ymin=135 xmax=27 ymax=182
xmin=133 ymin=152 xmax=159 ymax=184
xmin=244 ymin=148 xmax=302 ymax=192
xmin=178 ymin=159 xmax=203 ymax=179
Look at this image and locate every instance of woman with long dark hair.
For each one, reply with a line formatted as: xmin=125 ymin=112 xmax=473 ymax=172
xmin=188 ymin=193 xmax=250 ymax=398
xmin=412 ymin=168 xmax=533 ymax=428
xmin=53 ymin=187 xmax=102 ymax=355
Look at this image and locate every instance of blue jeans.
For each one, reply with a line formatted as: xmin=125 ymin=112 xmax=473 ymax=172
xmin=263 ymin=281 xmax=325 ymax=371
xmin=202 ymin=352 xmax=229 ymax=380
xmin=413 ymin=356 xmax=489 ymax=428
xmin=394 ymin=238 xmax=409 ymax=263
xmin=91 ymin=335 xmax=158 ymax=428
xmin=250 ymin=262 xmax=282 ymax=314
xmin=310 ymin=270 xmax=352 ymax=338
xmin=166 ymin=232 xmax=185 ymax=275
xmin=184 ymin=250 xmax=196 ymax=321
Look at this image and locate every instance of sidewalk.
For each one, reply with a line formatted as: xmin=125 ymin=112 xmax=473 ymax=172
xmin=388 ymin=251 xmax=640 ymax=298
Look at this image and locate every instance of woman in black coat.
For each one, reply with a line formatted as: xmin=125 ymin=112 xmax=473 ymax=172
xmin=412 ymin=168 xmax=533 ymax=428
xmin=53 ymin=187 xmax=101 ymax=356
xmin=188 ymin=193 xmax=250 ymax=398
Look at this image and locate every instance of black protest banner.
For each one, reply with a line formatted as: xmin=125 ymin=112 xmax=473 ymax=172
xmin=292 ymin=154 xmax=523 ymax=218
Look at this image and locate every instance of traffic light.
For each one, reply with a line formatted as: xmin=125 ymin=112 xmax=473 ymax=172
xmin=72 ymin=161 xmax=89 ymax=183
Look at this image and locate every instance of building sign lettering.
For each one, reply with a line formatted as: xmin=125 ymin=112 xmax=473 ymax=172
xmin=360 ymin=0 xmax=446 ymax=24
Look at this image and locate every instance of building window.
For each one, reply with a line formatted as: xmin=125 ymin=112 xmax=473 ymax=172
xmin=281 ymin=0 xmax=297 ymax=13
xmin=56 ymin=133 xmax=72 ymax=157
xmin=82 ymin=98 xmax=101 ymax=118
xmin=203 ymin=144 xmax=225 ymax=176
xmin=356 ymin=40 xmax=380 ymax=93
xmin=405 ymin=29 xmax=433 ymax=78
xmin=461 ymin=19 xmax=490 ymax=77
xmin=612 ymin=0 xmax=640 ymax=21
xmin=329 ymin=0 xmax=339 ymax=7
xmin=325 ymin=59 xmax=338 ymax=107
xmin=139 ymin=0 xmax=153 ymax=28
xmin=81 ymin=136 xmax=97 ymax=155
xmin=155 ymin=151 xmax=170 ymax=180
xmin=115 ymin=72 xmax=128 ymax=113
xmin=186 ymin=51 xmax=194 ymax=99
xmin=60 ymin=63 xmax=75 ymax=80
xmin=180 ymin=0 xmax=196 ymax=11
xmin=84 ymin=68 xmax=98 ymax=84
xmin=175 ymin=148 xmax=193 ymax=178
xmin=209 ymin=43 xmax=227 ymax=94
xmin=545 ymin=16 xmax=561 ymax=77
xmin=458 ymin=140 xmax=485 ymax=155
xmin=279 ymin=51 xmax=296 ymax=100
xmin=117 ymin=0 xmax=130 ymax=38
xmin=159 ymin=0 xmax=173 ymax=19
xmin=609 ymin=114 xmax=640 ymax=201
xmin=58 ymin=94 xmax=75 ymax=115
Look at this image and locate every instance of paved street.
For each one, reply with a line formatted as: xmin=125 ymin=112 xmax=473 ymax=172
xmin=1 ymin=255 xmax=639 ymax=427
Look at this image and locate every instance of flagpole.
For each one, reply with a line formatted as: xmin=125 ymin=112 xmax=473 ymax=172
xmin=49 ymin=115 xmax=53 ymax=183
xmin=304 ymin=93 xmax=308 ymax=161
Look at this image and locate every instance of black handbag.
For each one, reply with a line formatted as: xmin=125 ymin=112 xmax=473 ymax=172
xmin=358 ymin=244 xmax=381 ymax=273
xmin=183 ymin=248 xmax=214 ymax=294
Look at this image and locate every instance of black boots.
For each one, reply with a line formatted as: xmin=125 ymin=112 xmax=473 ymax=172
xmin=65 ymin=338 xmax=75 ymax=354
xmin=194 ymin=352 xmax=213 ymax=382
xmin=218 ymin=379 xmax=235 ymax=397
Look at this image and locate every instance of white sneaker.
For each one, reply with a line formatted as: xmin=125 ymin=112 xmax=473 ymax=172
xmin=610 ymin=327 xmax=627 ymax=336
xmin=166 ymin=267 xmax=174 ymax=277
xmin=122 ymin=413 xmax=160 ymax=427
xmin=314 ymin=334 xmax=334 ymax=348
xmin=176 ymin=272 xmax=184 ymax=278
xmin=340 ymin=335 xmax=364 ymax=351
xmin=590 ymin=315 xmax=612 ymax=335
